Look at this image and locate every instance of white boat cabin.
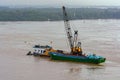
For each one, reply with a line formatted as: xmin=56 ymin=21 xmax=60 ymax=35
xmin=33 ymin=45 xmax=52 ymax=55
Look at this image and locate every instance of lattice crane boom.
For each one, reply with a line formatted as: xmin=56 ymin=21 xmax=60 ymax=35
xmin=62 ymin=6 xmax=82 ymax=54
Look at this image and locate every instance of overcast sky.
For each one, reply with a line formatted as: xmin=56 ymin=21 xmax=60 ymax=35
xmin=0 ymin=0 xmax=120 ymax=7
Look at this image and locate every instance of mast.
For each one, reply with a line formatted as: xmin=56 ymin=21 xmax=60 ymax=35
xmin=62 ymin=6 xmax=82 ymax=54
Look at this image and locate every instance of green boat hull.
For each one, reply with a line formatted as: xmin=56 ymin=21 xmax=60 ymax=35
xmin=49 ymin=52 xmax=106 ymax=64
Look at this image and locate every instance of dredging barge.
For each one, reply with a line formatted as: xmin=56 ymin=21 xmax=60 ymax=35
xmin=27 ymin=6 xmax=106 ymax=64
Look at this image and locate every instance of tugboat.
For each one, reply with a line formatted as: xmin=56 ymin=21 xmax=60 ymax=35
xmin=27 ymin=45 xmax=56 ymax=56
xmin=48 ymin=6 xmax=106 ymax=64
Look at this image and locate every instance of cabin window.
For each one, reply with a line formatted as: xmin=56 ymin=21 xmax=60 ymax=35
xmin=43 ymin=50 xmax=45 ymax=53
xmin=41 ymin=50 xmax=43 ymax=53
xmin=38 ymin=50 xmax=40 ymax=53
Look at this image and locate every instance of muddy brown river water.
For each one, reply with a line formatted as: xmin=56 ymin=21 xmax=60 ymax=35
xmin=0 ymin=20 xmax=120 ymax=80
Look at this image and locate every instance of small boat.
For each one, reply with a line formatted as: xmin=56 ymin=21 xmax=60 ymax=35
xmin=49 ymin=52 xmax=106 ymax=64
xmin=27 ymin=45 xmax=56 ymax=56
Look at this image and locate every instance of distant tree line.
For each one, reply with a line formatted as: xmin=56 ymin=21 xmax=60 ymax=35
xmin=0 ymin=7 xmax=120 ymax=21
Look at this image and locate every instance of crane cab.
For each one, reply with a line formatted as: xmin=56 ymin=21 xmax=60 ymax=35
xmin=71 ymin=47 xmax=82 ymax=55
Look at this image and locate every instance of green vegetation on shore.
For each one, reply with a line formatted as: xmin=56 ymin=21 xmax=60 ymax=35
xmin=0 ymin=7 xmax=120 ymax=21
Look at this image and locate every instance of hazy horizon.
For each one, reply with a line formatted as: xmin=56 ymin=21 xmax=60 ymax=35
xmin=1 ymin=0 xmax=120 ymax=7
